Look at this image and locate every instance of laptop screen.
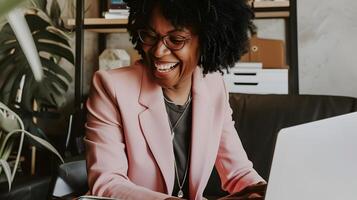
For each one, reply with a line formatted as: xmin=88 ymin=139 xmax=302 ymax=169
xmin=265 ymin=112 xmax=357 ymax=200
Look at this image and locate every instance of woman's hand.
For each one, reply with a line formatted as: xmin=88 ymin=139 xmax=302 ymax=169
xmin=218 ymin=182 xmax=267 ymax=200
xmin=247 ymin=192 xmax=264 ymax=199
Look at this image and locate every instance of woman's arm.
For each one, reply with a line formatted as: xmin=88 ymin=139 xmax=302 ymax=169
xmin=214 ymin=77 xmax=266 ymax=193
xmin=85 ymin=70 xmax=170 ymax=200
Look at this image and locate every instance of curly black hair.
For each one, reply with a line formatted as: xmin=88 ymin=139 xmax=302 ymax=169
xmin=124 ymin=0 xmax=255 ymax=75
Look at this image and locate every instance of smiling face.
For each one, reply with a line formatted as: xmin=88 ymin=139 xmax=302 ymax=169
xmin=141 ymin=6 xmax=200 ymax=90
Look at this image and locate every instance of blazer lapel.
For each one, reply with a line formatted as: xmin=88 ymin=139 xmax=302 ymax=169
xmin=189 ymin=67 xmax=214 ymax=200
xmin=138 ymin=67 xmax=175 ymax=194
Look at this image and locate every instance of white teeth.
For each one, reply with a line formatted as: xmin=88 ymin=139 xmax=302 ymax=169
xmin=155 ymin=63 xmax=177 ymax=72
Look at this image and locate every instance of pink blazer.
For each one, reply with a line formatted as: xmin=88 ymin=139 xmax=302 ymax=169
xmin=85 ymin=61 xmax=264 ymax=200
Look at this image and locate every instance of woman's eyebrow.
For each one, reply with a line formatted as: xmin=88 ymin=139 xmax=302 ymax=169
xmin=168 ymin=28 xmax=188 ymax=34
xmin=146 ymin=26 xmax=188 ymax=35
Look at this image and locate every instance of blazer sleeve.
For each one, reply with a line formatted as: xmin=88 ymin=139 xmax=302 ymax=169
xmin=85 ymin=70 xmax=169 ymax=200
xmin=214 ymin=77 xmax=265 ymax=193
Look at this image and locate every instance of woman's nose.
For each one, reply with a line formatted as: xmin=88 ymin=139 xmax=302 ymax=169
xmin=152 ymin=40 xmax=171 ymax=58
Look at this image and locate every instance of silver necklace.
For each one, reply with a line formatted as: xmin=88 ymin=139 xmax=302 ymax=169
xmin=164 ymin=94 xmax=191 ymax=198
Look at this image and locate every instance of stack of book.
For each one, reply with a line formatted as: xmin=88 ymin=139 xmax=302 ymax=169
xmin=103 ymin=0 xmax=129 ymax=19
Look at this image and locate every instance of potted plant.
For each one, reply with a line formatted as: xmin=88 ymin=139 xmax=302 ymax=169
xmin=0 ymin=101 xmax=64 ymax=190
xmin=0 ymin=6 xmax=73 ymax=113
xmin=0 ymin=0 xmax=73 ymax=190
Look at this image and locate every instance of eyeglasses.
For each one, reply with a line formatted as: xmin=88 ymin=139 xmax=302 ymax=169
xmin=137 ymin=29 xmax=192 ymax=51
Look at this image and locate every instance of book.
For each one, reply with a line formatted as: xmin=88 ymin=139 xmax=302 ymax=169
xmin=108 ymin=0 xmax=127 ymax=9
xmin=103 ymin=11 xmax=129 ymax=19
xmin=108 ymin=8 xmax=129 ymax=13
xmin=107 ymin=9 xmax=129 ymax=13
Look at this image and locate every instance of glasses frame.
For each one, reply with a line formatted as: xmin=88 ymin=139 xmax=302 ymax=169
xmin=137 ymin=29 xmax=192 ymax=51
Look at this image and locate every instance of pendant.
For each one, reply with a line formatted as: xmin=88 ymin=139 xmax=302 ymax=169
xmin=177 ymin=190 xmax=184 ymax=198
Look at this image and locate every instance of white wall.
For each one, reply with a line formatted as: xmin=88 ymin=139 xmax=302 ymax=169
xmin=297 ymin=0 xmax=357 ymax=97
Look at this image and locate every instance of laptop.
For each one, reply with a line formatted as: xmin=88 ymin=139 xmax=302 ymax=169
xmin=265 ymin=112 xmax=357 ymax=200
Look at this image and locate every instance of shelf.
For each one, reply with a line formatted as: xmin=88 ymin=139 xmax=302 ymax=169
xmin=252 ymin=1 xmax=289 ymax=8
xmin=67 ymin=1 xmax=290 ymax=32
xmin=255 ymin=11 xmax=289 ymax=18
xmin=252 ymin=0 xmax=290 ymax=18
xmin=67 ymin=18 xmax=127 ymax=33
xmin=67 ymin=18 xmax=127 ymax=26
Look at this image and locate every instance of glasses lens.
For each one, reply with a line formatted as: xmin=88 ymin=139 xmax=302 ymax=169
xmin=164 ymin=35 xmax=186 ymax=50
xmin=138 ymin=30 xmax=157 ymax=45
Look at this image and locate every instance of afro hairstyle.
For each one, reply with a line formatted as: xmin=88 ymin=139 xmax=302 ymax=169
xmin=124 ymin=0 xmax=255 ymax=75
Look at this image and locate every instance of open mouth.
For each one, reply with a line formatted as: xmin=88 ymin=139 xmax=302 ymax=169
xmin=154 ymin=62 xmax=179 ymax=73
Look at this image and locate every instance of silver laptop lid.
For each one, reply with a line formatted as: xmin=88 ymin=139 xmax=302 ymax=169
xmin=265 ymin=112 xmax=357 ymax=200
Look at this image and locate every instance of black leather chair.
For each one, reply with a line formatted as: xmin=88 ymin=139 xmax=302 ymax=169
xmin=50 ymin=159 xmax=88 ymax=199
xmin=0 ymin=175 xmax=52 ymax=200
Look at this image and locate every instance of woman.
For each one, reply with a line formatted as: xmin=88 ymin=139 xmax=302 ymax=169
xmin=85 ymin=0 xmax=265 ymax=199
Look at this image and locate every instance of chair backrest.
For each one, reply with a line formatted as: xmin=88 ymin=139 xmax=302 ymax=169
xmin=51 ymin=160 xmax=88 ymax=198
xmin=229 ymin=93 xmax=357 ymax=180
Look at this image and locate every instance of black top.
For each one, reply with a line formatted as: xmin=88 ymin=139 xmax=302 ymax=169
xmin=164 ymin=97 xmax=192 ymax=199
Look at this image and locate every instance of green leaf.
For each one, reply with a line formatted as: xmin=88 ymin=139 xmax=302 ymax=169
xmin=0 ymin=24 xmax=16 ymax=44
xmin=34 ymin=83 xmax=56 ymax=106
xmin=0 ymin=23 xmax=14 ymax=34
xmin=0 ymin=10 xmax=73 ymax=113
xmin=30 ymin=76 xmax=62 ymax=110
xmin=41 ymin=57 xmax=72 ymax=82
xmin=0 ymin=128 xmax=64 ymax=186
xmin=22 ymin=130 xmax=64 ymax=163
xmin=48 ymin=81 xmax=63 ymax=96
xmin=33 ymin=127 xmax=49 ymax=143
xmin=15 ymin=74 xmax=31 ymax=111
xmin=21 ymin=70 xmax=38 ymax=111
xmin=31 ymin=0 xmax=47 ymax=13
xmin=0 ymin=54 xmax=17 ymax=76
xmin=0 ymin=140 xmax=14 ymax=161
xmin=25 ymin=14 xmax=51 ymax=32
xmin=0 ymin=159 xmax=12 ymax=191
xmin=0 ymin=114 xmax=21 ymax=132
xmin=0 ymin=34 xmax=15 ymax=46
xmin=50 ymin=0 xmax=61 ymax=23
xmin=0 ymin=63 xmax=24 ymax=105
xmin=0 ymin=72 xmax=15 ymax=105
xmin=31 ymin=69 xmax=69 ymax=108
xmin=43 ymin=70 xmax=68 ymax=91
xmin=34 ymin=29 xmax=70 ymax=47
xmin=37 ymin=42 xmax=74 ymax=64
xmin=0 ymin=42 xmax=17 ymax=55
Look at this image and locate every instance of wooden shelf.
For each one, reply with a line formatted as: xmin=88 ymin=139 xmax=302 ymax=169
xmin=67 ymin=18 xmax=128 ymax=26
xmin=252 ymin=0 xmax=290 ymax=18
xmin=81 ymin=28 xmax=127 ymax=33
xmin=67 ymin=18 xmax=128 ymax=33
xmin=255 ymin=11 xmax=289 ymax=18
xmin=253 ymin=1 xmax=289 ymax=8
xmin=67 ymin=1 xmax=290 ymax=32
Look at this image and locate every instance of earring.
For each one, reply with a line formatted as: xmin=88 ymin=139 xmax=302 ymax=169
xmin=200 ymin=55 xmax=204 ymax=67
